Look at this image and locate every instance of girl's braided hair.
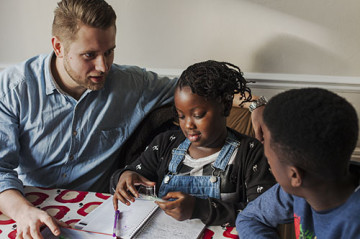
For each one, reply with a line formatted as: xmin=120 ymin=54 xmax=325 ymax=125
xmin=177 ymin=60 xmax=252 ymax=116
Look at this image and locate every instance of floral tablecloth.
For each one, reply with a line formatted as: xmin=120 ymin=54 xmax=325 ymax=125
xmin=0 ymin=186 xmax=239 ymax=238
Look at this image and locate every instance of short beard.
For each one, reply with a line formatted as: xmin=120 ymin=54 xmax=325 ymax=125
xmin=64 ymin=57 xmax=106 ymax=91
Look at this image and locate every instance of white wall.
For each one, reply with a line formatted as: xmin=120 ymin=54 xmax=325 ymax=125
xmin=1 ymin=0 xmax=360 ymax=77
xmin=0 ymin=0 xmax=359 ymax=159
xmin=249 ymin=81 xmax=360 ymax=162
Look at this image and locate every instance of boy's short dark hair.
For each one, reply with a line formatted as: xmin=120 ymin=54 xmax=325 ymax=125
xmin=263 ymin=88 xmax=359 ymax=180
xmin=177 ymin=60 xmax=252 ymax=116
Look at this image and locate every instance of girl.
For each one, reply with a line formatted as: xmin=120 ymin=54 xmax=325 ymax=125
xmin=111 ymin=60 xmax=275 ymax=226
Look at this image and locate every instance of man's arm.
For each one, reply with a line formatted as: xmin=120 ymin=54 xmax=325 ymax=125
xmin=140 ymin=68 xmax=177 ymax=109
xmin=232 ymin=92 xmax=266 ymax=142
xmin=0 ymin=68 xmax=66 ymax=238
xmin=0 ymin=189 xmax=65 ymax=238
xmin=251 ymin=105 xmax=266 ymax=143
xmin=236 ymin=184 xmax=294 ymax=238
xmin=232 ymin=92 xmax=258 ymax=108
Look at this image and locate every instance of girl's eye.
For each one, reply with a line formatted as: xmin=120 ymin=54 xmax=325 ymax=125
xmin=178 ymin=115 xmax=185 ymax=120
xmin=194 ymin=113 xmax=205 ymax=119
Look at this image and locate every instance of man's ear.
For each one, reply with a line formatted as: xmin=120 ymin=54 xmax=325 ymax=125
xmin=52 ymin=36 xmax=64 ymax=58
xmin=289 ymin=166 xmax=303 ymax=187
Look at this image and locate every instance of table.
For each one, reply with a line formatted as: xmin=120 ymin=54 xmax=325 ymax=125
xmin=0 ymin=186 xmax=239 ymax=239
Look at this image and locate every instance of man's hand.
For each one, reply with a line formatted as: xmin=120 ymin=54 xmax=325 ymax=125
xmin=155 ymin=192 xmax=195 ymax=221
xmin=15 ymin=205 xmax=68 ymax=239
xmin=251 ymin=105 xmax=265 ymax=143
xmin=113 ymin=170 xmax=155 ymax=210
xmin=0 ymin=189 xmax=68 ymax=239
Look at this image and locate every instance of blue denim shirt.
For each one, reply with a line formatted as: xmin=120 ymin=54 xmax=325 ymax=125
xmin=0 ymin=53 xmax=176 ymax=193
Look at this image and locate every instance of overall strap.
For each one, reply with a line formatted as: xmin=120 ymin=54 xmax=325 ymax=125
xmin=212 ymin=130 xmax=240 ymax=171
xmin=168 ymin=138 xmax=191 ymax=173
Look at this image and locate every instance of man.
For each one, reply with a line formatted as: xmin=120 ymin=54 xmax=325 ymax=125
xmin=0 ymin=0 xmax=176 ymax=237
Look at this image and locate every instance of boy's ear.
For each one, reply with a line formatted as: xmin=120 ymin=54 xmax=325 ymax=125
xmin=289 ymin=166 xmax=303 ymax=187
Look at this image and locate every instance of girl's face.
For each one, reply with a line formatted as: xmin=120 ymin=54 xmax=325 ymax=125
xmin=174 ymin=86 xmax=228 ymax=150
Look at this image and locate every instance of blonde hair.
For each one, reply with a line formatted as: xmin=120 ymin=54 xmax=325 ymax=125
xmin=52 ymin=0 xmax=116 ymax=45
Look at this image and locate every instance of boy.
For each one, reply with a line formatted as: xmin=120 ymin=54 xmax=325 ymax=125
xmin=236 ymin=88 xmax=360 ymax=238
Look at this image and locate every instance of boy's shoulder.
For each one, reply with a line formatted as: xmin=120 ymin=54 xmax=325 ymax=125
xmin=328 ymin=186 xmax=360 ymax=235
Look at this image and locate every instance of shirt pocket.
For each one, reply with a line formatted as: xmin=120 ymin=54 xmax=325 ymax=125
xmin=98 ymin=127 xmax=124 ymax=143
xmin=85 ymin=127 xmax=125 ymax=157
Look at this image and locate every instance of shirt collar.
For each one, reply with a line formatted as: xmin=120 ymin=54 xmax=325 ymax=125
xmin=44 ymin=52 xmax=58 ymax=95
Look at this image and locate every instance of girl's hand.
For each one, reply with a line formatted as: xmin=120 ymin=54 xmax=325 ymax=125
xmin=155 ymin=191 xmax=195 ymax=221
xmin=113 ymin=171 xmax=155 ymax=210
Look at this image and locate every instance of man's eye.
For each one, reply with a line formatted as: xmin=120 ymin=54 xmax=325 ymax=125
xmin=84 ymin=53 xmax=95 ymax=58
xmin=105 ymin=49 xmax=114 ymax=57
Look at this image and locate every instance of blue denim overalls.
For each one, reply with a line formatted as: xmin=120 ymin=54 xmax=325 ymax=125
xmin=158 ymin=131 xmax=240 ymax=199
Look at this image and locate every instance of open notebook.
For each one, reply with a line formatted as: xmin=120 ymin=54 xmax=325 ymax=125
xmin=41 ymin=227 xmax=112 ymax=239
xmin=74 ymin=196 xmax=206 ymax=239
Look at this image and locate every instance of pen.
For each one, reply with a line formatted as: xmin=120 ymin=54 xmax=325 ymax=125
xmin=116 ymin=210 xmax=121 ymax=238
xmin=113 ymin=210 xmax=120 ymax=238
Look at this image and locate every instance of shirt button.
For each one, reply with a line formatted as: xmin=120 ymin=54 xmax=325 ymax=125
xmin=73 ymin=131 xmax=77 ymax=136
xmin=69 ymin=155 xmax=74 ymax=160
xmin=63 ymin=173 xmax=67 ymax=178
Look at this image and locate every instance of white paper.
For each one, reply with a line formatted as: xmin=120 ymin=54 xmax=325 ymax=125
xmin=75 ymin=196 xmax=205 ymax=239
xmin=134 ymin=209 xmax=205 ymax=239
xmin=41 ymin=227 xmax=112 ymax=239
xmin=76 ymin=196 xmax=159 ymax=238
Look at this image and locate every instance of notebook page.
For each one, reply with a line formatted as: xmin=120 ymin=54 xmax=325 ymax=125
xmin=76 ymin=196 xmax=159 ymax=238
xmin=74 ymin=197 xmax=114 ymax=233
xmin=134 ymin=209 xmax=206 ymax=239
xmin=41 ymin=227 xmax=112 ymax=239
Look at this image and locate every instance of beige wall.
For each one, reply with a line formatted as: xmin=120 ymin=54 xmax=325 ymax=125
xmin=250 ymin=83 xmax=360 ymax=162
xmin=1 ymin=0 xmax=360 ymax=77
xmin=0 ymin=0 xmax=359 ymax=158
